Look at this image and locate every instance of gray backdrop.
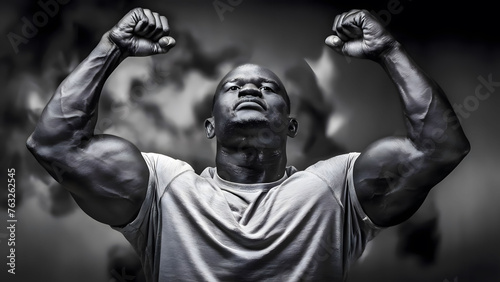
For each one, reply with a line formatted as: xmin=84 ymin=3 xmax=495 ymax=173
xmin=1 ymin=0 xmax=499 ymax=281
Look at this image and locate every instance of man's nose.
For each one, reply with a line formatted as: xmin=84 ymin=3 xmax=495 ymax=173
xmin=238 ymin=84 xmax=262 ymax=98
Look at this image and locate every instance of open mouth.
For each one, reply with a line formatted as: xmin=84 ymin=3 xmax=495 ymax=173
xmin=234 ymin=98 xmax=267 ymax=111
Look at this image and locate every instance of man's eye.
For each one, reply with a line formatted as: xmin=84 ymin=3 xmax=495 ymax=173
xmin=228 ymin=86 xmax=240 ymax=91
xmin=260 ymin=86 xmax=274 ymax=92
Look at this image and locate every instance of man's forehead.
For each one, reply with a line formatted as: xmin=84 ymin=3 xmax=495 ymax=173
xmin=220 ymin=64 xmax=283 ymax=86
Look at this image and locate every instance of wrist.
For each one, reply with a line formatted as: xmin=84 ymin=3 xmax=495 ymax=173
xmin=98 ymin=31 xmax=128 ymax=61
xmin=376 ymin=41 xmax=404 ymax=64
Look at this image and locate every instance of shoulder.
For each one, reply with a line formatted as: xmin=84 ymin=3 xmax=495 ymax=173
xmin=141 ymin=152 xmax=194 ymax=172
xmin=141 ymin=152 xmax=195 ymax=191
xmin=296 ymin=153 xmax=361 ymax=204
xmin=304 ymin=153 xmax=360 ymax=180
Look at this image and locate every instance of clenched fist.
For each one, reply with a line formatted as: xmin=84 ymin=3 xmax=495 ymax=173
xmin=325 ymin=9 xmax=397 ymax=60
xmin=108 ymin=8 xmax=176 ymax=56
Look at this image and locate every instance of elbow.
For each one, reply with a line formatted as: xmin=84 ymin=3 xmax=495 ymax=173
xmin=440 ymin=138 xmax=471 ymax=167
xmin=461 ymin=138 xmax=471 ymax=158
xmin=420 ymin=135 xmax=471 ymax=169
xmin=454 ymin=137 xmax=471 ymax=161
xmin=26 ymin=134 xmax=38 ymax=155
xmin=26 ymin=133 xmax=52 ymax=159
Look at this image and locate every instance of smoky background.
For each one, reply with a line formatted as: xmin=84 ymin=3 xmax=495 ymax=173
xmin=1 ymin=0 xmax=499 ymax=281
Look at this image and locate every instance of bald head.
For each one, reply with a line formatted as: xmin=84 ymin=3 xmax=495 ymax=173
xmin=205 ymin=63 xmax=298 ymax=149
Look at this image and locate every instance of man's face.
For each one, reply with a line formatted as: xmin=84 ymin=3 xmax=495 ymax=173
xmin=207 ymin=64 xmax=297 ymax=144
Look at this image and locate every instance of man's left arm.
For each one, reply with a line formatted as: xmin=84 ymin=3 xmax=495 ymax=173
xmin=326 ymin=10 xmax=470 ymax=227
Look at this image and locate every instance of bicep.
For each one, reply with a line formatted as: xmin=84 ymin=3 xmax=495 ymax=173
xmin=353 ymin=136 xmax=454 ymax=227
xmin=32 ymin=134 xmax=149 ymax=226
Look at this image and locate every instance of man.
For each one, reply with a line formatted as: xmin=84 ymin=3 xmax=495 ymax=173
xmin=27 ymin=7 xmax=470 ymax=281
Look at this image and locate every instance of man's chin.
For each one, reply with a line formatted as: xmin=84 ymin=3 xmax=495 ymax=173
xmin=230 ymin=109 xmax=267 ymax=123
xmin=228 ymin=117 xmax=269 ymax=129
xmin=220 ymin=114 xmax=271 ymax=136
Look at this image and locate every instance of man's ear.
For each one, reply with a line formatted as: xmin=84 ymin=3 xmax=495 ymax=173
xmin=204 ymin=117 xmax=215 ymax=139
xmin=287 ymin=118 xmax=299 ymax=138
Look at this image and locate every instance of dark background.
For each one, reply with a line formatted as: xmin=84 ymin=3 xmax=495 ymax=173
xmin=1 ymin=0 xmax=499 ymax=281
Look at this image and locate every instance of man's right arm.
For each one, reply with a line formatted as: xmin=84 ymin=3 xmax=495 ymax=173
xmin=26 ymin=8 xmax=175 ymax=226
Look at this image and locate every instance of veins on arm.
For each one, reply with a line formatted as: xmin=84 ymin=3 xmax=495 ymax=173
xmin=27 ymin=34 xmax=149 ymax=226
xmin=353 ymin=43 xmax=470 ymax=227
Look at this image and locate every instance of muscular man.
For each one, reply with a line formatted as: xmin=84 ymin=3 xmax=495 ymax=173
xmin=27 ymin=8 xmax=470 ymax=281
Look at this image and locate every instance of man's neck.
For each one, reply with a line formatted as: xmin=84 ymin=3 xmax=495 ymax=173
xmin=215 ymin=144 xmax=287 ymax=184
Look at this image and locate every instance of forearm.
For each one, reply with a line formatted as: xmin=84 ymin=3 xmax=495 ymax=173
xmin=24 ymin=8 xmax=174 ymax=226
xmin=379 ymin=43 xmax=470 ymax=158
xmin=330 ymin=9 xmax=470 ymax=227
xmin=28 ymin=33 xmax=124 ymax=148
